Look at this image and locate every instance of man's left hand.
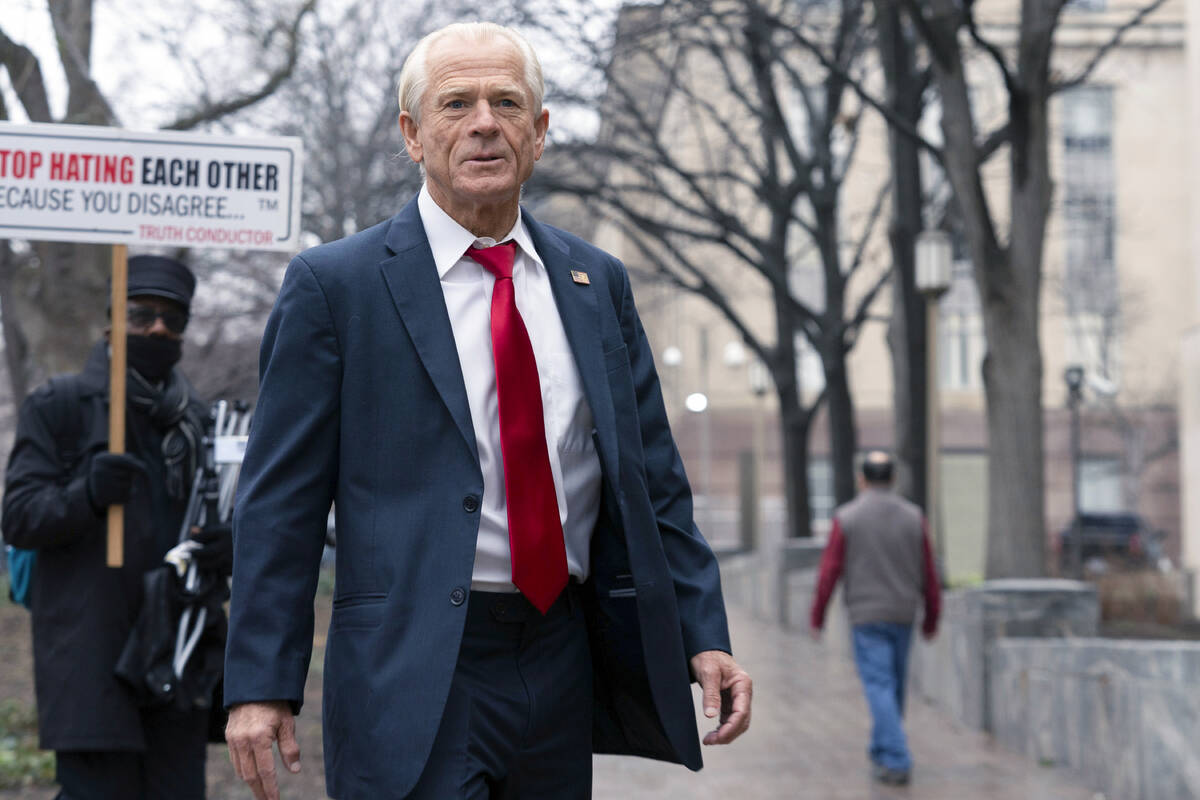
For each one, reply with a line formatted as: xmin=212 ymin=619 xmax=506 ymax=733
xmin=689 ymin=650 xmax=752 ymax=745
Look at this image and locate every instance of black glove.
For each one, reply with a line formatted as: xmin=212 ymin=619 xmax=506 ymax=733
xmin=86 ymin=452 xmax=146 ymax=512
xmin=190 ymin=522 xmax=233 ymax=575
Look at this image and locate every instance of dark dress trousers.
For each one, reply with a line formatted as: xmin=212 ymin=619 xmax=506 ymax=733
xmin=224 ymin=196 xmax=732 ymax=799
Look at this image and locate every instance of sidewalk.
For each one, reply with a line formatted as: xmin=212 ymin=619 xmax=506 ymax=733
xmin=0 ymin=595 xmax=1100 ymax=799
xmin=593 ymin=604 xmax=1099 ymax=800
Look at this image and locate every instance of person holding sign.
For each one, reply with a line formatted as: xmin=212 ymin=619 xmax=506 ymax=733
xmin=223 ymin=21 xmax=751 ymax=800
xmin=1 ymin=256 xmax=231 ymax=800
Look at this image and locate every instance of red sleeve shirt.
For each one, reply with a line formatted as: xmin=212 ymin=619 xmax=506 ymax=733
xmin=920 ymin=519 xmax=942 ymax=636
xmin=809 ymin=519 xmax=846 ymax=630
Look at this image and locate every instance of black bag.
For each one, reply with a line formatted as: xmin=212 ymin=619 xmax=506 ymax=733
xmin=114 ymin=563 xmax=229 ymax=734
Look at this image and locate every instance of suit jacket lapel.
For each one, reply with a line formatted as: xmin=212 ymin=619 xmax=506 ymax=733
xmin=526 ymin=212 xmax=620 ymax=487
xmin=378 ymin=198 xmax=479 ymax=463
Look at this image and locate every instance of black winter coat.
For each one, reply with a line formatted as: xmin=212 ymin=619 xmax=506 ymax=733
xmin=1 ymin=342 xmax=206 ymax=751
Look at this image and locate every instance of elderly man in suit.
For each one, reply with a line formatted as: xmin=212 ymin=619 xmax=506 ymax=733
xmin=223 ymin=21 xmax=752 ymax=800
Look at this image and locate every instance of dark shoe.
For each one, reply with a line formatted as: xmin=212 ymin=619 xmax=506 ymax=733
xmin=871 ymin=763 xmax=911 ymax=785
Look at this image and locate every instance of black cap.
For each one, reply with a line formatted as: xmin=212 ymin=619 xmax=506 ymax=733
xmin=127 ymin=255 xmax=195 ymax=309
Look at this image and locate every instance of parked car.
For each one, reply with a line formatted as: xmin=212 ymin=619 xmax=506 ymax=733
xmin=1057 ymin=512 xmax=1167 ymax=572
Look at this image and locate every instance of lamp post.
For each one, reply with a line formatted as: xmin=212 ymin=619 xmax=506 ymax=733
xmin=1064 ymin=364 xmax=1085 ymax=578
xmin=915 ymin=229 xmax=953 ymax=571
xmin=661 ymin=344 xmax=683 ymax=415
xmin=744 ymin=359 xmax=770 ymax=552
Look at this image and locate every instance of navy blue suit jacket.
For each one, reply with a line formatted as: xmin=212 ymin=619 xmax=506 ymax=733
xmin=225 ymin=196 xmax=731 ymax=799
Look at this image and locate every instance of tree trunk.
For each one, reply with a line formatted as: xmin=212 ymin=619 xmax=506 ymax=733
xmin=5 ymin=243 xmax=111 ymax=397
xmin=0 ymin=241 xmax=29 ymax=402
xmin=919 ymin=0 xmax=1056 ymax=578
xmin=778 ymin=381 xmax=815 ymax=539
xmin=824 ymin=348 xmax=858 ymax=507
xmin=875 ymin=0 xmax=927 ymax=507
xmin=774 ymin=295 xmax=813 ymax=537
xmin=980 ymin=296 xmax=1045 ymax=577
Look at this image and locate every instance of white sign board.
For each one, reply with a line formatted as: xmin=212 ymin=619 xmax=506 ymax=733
xmin=0 ymin=121 xmax=303 ymax=251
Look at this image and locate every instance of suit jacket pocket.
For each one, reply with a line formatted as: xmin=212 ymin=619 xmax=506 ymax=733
xmin=331 ymin=593 xmax=387 ymax=631
xmin=603 ymin=342 xmax=629 ymax=373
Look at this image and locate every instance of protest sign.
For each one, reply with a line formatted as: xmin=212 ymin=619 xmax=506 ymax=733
xmin=0 ymin=121 xmax=305 ymax=565
xmin=0 ymin=121 xmax=303 ymax=251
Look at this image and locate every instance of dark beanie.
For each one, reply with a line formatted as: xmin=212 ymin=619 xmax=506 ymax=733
xmin=127 ymin=255 xmax=195 ymax=308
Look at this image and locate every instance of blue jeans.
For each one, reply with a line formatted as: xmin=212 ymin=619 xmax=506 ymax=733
xmin=851 ymin=622 xmax=914 ymax=772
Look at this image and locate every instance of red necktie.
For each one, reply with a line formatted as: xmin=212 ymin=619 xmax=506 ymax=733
xmin=466 ymin=241 xmax=567 ymax=613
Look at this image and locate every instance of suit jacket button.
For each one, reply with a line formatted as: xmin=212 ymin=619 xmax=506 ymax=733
xmin=463 ymin=495 xmax=479 ymax=513
xmin=450 ymin=587 xmax=467 ymax=606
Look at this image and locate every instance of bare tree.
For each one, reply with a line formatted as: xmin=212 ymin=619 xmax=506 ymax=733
xmin=0 ymin=0 xmax=316 ymax=402
xmin=533 ymin=0 xmax=892 ymax=537
xmin=891 ymin=0 xmax=1170 ymax=576
xmin=872 ymin=0 xmax=929 ymax=508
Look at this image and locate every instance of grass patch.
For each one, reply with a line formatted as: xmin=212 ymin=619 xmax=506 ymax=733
xmin=0 ymin=699 xmax=54 ymax=788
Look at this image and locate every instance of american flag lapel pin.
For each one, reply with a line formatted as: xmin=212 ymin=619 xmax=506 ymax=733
xmin=571 ymin=270 xmax=590 ymax=285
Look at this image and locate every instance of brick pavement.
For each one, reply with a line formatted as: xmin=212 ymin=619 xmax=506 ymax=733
xmin=593 ymin=604 xmax=1101 ymax=800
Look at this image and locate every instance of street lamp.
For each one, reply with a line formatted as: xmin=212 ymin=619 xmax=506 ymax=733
xmin=743 ymin=360 xmax=771 ymax=552
xmin=1064 ymin=364 xmax=1085 ymax=578
xmin=916 ymin=230 xmax=953 ymax=570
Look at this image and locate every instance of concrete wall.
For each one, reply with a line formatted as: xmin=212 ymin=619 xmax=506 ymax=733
xmin=903 ymin=580 xmax=1200 ymax=800
xmin=717 ymin=548 xmax=1200 ymax=800
xmin=908 ymin=581 xmax=1100 ymax=731
xmin=989 ymin=640 xmax=1200 ymax=800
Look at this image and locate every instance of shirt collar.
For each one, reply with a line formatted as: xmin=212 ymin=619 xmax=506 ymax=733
xmin=417 ymin=184 xmax=543 ymax=279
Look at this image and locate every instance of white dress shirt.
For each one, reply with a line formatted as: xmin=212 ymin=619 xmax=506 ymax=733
xmin=417 ymin=185 xmax=602 ymax=592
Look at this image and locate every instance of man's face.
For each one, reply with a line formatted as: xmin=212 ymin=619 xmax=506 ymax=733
xmin=126 ymin=295 xmax=188 ymax=341
xmin=398 ymin=36 xmax=548 ymax=225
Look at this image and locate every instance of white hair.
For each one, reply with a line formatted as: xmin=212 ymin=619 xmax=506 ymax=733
xmin=397 ymin=22 xmax=545 ymax=123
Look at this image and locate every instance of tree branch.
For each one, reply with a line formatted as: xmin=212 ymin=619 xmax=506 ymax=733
xmin=165 ymin=0 xmax=317 ymax=130
xmin=1053 ymin=0 xmax=1171 ymax=93
xmin=602 ymin=211 xmax=776 ymax=361
xmin=963 ymin=0 xmax=1016 ymax=96
xmin=976 ymin=122 xmax=1011 ymax=166
xmin=844 ymin=178 xmax=892 ymax=280
xmin=780 ymin=19 xmax=944 ymax=163
xmin=0 ymin=26 xmax=54 ymax=122
xmin=47 ymin=0 xmax=118 ymax=125
xmin=843 ymin=261 xmax=893 ymax=350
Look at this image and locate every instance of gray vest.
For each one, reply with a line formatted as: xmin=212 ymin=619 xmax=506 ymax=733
xmin=836 ymin=488 xmax=926 ymax=626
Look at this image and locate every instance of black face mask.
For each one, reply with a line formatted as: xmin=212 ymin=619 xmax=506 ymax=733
xmin=126 ymin=334 xmax=182 ymax=382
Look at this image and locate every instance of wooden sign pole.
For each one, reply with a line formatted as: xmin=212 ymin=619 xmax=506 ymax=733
xmin=107 ymin=244 xmax=127 ymax=568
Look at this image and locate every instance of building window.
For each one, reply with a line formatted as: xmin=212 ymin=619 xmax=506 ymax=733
xmin=1066 ymin=0 xmax=1106 ymax=10
xmin=938 ymin=258 xmax=984 ymax=391
xmin=809 ymin=458 xmax=834 ymax=524
xmin=1060 ymin=85 xmax=1118 ymax=386
xmin=1079 ymin=456 xmax=1123 ymax=513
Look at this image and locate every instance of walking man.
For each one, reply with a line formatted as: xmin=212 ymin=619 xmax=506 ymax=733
xmin=223 ymin=21 xmax=751 ymax=800
xmin=809 ymin=450 xmax=940 ymax=786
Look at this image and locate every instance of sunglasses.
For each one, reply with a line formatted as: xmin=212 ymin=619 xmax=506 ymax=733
xmin=127 ymin=302 xmax=189 ymax=334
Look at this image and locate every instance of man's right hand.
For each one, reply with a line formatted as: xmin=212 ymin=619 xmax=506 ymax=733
xmin=226 ymin=701 xmax=301 ymax=800
xmin=86 ymin=453 xmax=146 ymax=512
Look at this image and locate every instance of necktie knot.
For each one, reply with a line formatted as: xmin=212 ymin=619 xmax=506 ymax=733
xmin=466 ymin=241 xmax=517 ymax=280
